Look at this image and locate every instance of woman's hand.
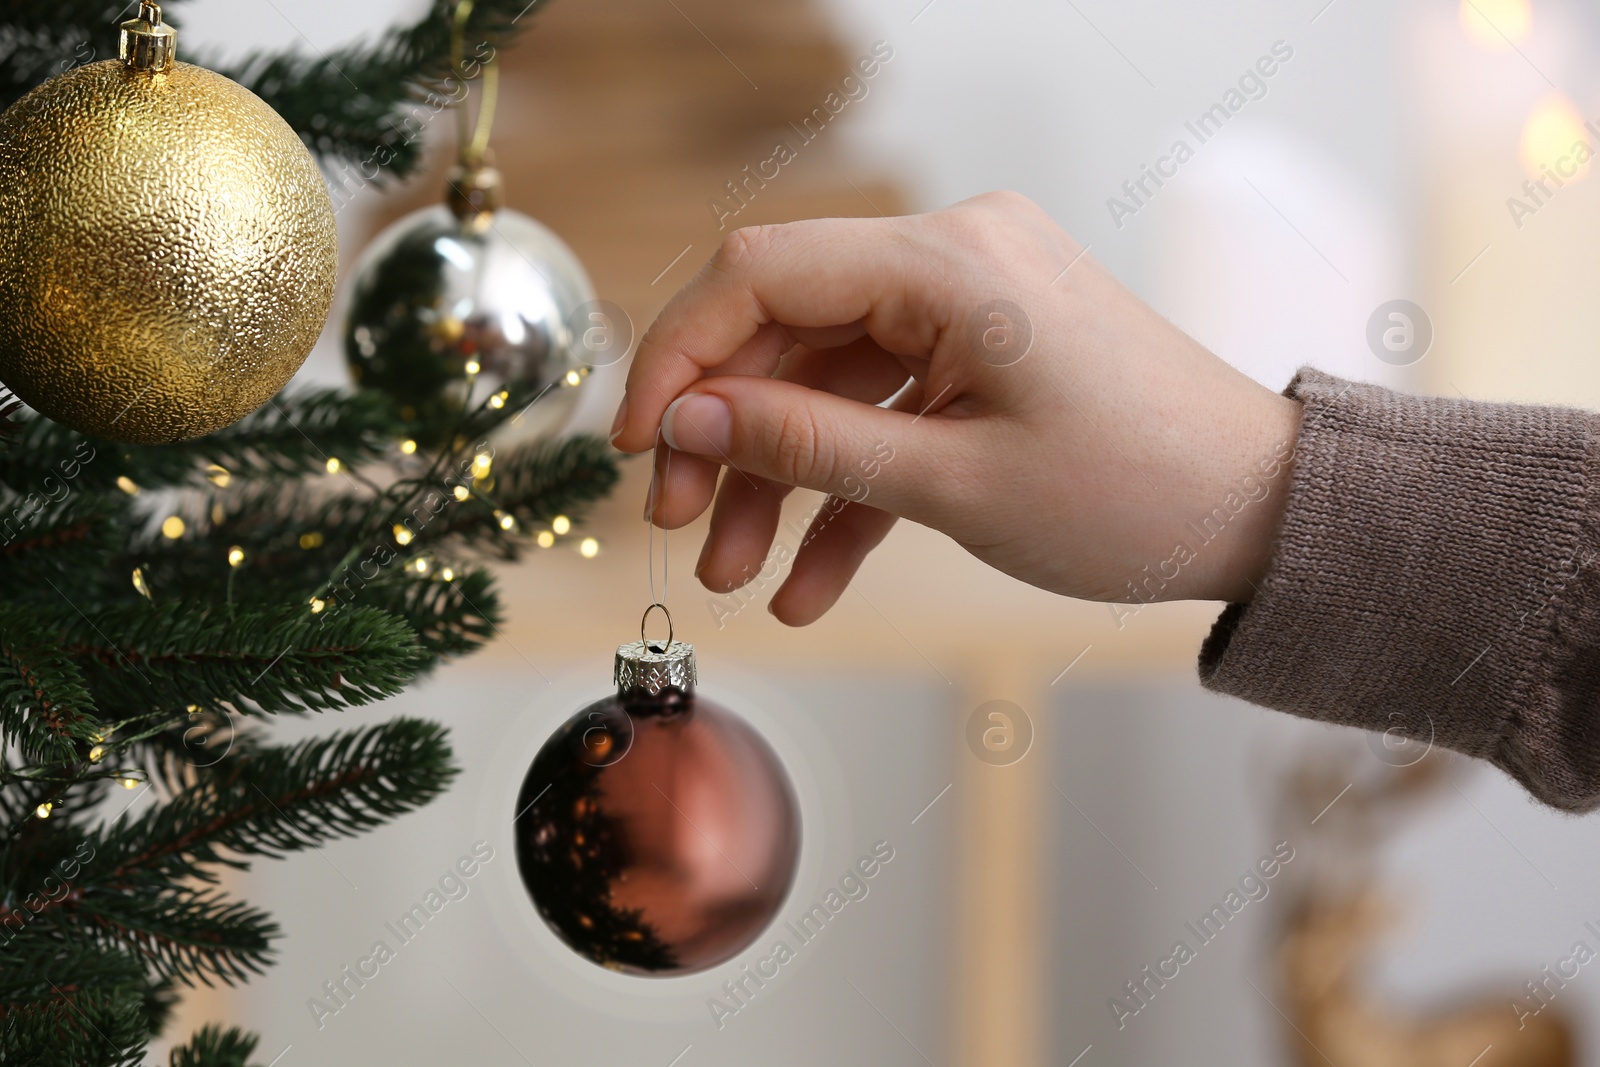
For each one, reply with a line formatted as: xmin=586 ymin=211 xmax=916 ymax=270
xmin=611 ymin=192 xmax=1302 ymax=625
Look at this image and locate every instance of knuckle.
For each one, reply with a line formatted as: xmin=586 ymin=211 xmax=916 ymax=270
xmin=770 ymin=403 xmax=830 ymax=488
xmin=973 ymin=189 xmax=1041 ymax=218
xmin=712 ymin=224 xmax=777 ymax=278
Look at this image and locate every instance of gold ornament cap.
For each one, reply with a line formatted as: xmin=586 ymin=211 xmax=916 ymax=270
xmin=120 ymin=2 xmax=178 ymax=73
xmin=446 ymin=161 xmax=504 ymax=225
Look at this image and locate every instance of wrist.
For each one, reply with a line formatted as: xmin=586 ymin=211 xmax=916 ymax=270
xmin=1208 ymin=393 xmax=1302 ymax=602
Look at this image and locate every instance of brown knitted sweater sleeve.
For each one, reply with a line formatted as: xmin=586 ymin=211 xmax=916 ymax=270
xmin=1199 ymin=367 xmax=1600 ymax=811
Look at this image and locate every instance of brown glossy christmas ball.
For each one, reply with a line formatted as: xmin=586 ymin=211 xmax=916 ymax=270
xmin=514 ymin=642 xmax=800 ymax=975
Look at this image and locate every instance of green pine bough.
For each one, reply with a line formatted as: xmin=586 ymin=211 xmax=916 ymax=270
xmin=0 ymin=3 xmax=620 ymax=1064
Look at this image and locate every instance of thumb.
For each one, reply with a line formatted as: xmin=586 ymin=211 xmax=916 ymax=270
xmin=659 ymin=378 xmax=958 ymax=527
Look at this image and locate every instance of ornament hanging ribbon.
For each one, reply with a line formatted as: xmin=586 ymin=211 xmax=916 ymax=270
xmin=451 ymin=0 xmax=499 ymax=168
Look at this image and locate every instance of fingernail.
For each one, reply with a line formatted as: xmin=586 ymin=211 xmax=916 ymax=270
xmin=694 ymin=536 xmax=713 ymax=578
xmin=661 ymin=393 xmax=731 ymax=456
xmin=608 ymin=396 xmax=628 ymax=443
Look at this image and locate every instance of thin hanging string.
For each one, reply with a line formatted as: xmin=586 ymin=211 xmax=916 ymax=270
xmin=647 ymin=429 xmax=671 ymax=608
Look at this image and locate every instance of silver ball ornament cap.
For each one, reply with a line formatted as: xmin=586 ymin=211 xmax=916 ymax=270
xmin=614 ymin=640 xmax=697 ymax=697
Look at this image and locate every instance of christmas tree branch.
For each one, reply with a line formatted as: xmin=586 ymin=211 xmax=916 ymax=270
xmin=0 ymin=942 xmax=150 ymax=1067
xmin=0 ymin=606 xmax=104 ymax=765
xmin=0 ymin=389 xmax=407 ymax=497
xmin=167 ymin=1024 xmax=264 ymax=1067
xmin=90 ymin=719 xmax=455 ymax=887
xmin=0 ymin=496 xmax=124 ymax=608
xmin=59 ymin=603 xmax=424 ymax=717
xmin=74 ymin=888 xmax=277 ymax=987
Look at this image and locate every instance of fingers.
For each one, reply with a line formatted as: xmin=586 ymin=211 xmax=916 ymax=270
xmin=613 ymin=216 xmax=947 ymax=454
xmin=696 ymin=473 xmax=793 ymax=594
xmin=769 ymin=501 xmax=899 ymax=626
xmin=642 ymin=444 xmax=714 ymax=529
xmin=658 ymin=376 xmax=954 ymax=530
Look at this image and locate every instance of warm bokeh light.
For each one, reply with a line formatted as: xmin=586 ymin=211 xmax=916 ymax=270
xmin=551 ymin=514 xmax=572 ymax=535
xmin=1460 ymin=0 xmax=1532 ymax=48
xmin=161 ymin=515 xmax=185 ymax=539
xmin=1520 ymin=93 xmax=1592 ymax=183
xmin=579 ymin=536 xmax=600 ymax=558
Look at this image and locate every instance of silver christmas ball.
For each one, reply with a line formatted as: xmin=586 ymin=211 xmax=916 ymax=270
xmin=343 ymin=167 xmax=597 ymax=443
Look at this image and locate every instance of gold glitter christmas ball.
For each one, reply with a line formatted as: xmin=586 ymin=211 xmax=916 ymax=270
xmin=0 ymin=8 xmax=337 ymax=443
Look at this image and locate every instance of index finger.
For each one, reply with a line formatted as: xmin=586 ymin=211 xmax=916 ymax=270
xmin=612 ymin=216 xmax=945 ymax=454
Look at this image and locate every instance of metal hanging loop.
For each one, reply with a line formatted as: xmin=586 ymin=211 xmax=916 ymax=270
xmin=641 ymin=602 xmax=674 ymax=654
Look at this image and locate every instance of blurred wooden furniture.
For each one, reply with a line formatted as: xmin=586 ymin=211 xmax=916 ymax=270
xmin=1277 ymin=754 xmax=1577 ymax=1067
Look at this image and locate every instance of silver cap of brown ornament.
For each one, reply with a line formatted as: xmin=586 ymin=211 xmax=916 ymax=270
xmin=120 ymin=2 xmax=177 ymax=73
xmin=614 ymin=640 xmax=697 ymax=697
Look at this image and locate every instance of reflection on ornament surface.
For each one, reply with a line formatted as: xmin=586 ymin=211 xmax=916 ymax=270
xmin=343 ymin=204 xmax=594 ymax=444
xmin=514 ymin=687 xmax=801 ymax=976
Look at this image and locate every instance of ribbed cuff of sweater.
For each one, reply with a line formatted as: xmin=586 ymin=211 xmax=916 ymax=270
xmin=1199 ymin=368 xmax=1600 ymax=810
